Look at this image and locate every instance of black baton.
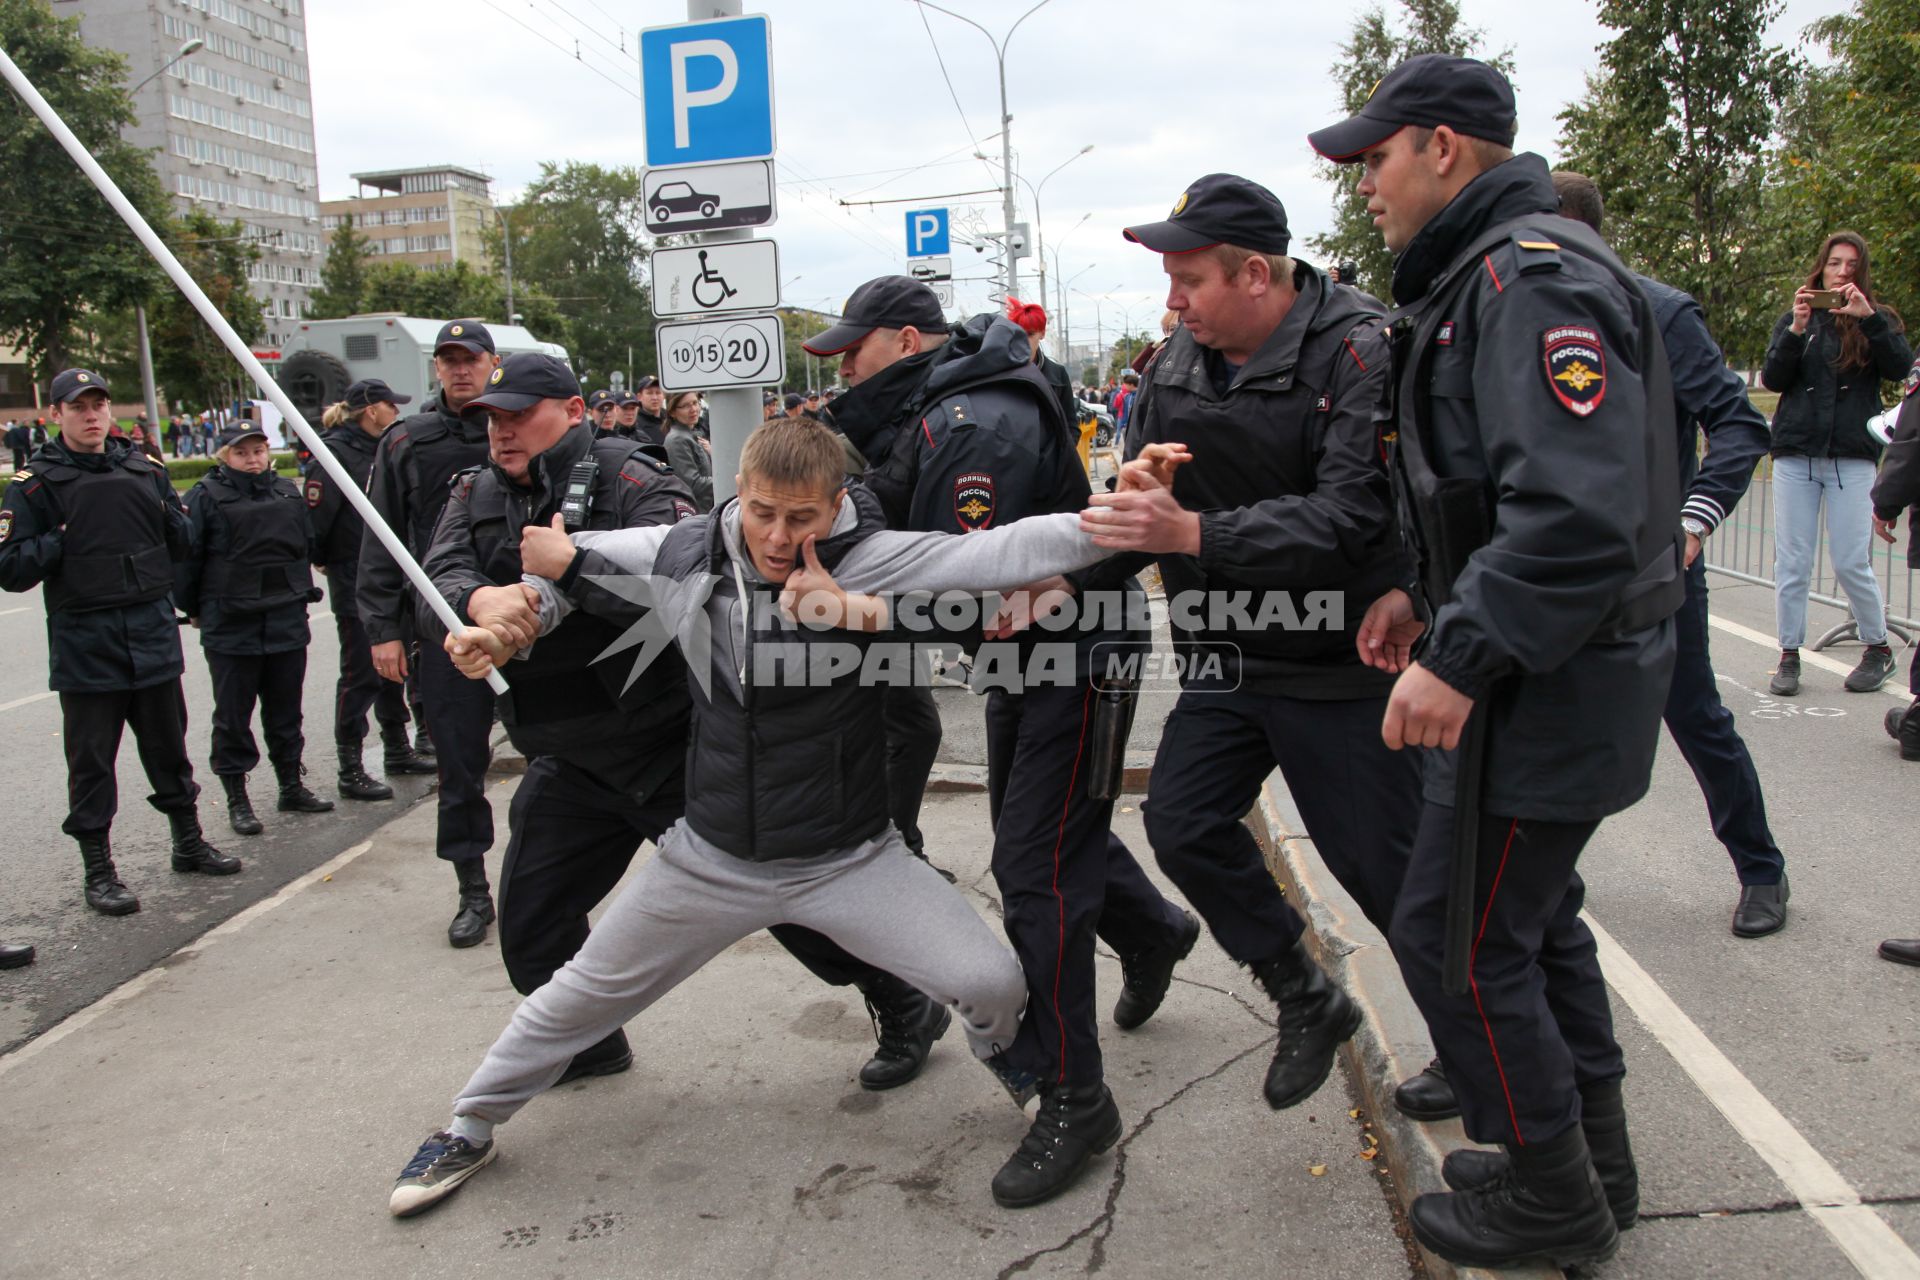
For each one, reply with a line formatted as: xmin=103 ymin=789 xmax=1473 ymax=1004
xmin=1442 ymin=701 xmax=1490 ymax=997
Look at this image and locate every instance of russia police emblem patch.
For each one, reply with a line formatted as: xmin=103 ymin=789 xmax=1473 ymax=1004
xmin=1543 ymin=325 xmax=1606 ymax=417
xmin=953 ymin=472 xmax=995 ymax=530
xmin=305 ymin=478 xmax=323 ymax=508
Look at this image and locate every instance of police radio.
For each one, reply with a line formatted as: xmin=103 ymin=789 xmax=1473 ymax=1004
xmin=559 ymin=456 xmax=599 ymax=530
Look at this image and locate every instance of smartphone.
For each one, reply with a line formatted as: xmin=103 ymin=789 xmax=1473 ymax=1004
xmin=1808 ymin=289 xmax=1846 ymax=309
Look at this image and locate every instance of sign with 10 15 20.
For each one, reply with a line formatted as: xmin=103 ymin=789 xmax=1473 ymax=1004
xmin=656 ymin=313 xmax=786 ymax=392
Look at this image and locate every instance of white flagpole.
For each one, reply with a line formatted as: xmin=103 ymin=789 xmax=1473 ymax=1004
xmin=0 ymin=46 xmax=508 ymax=693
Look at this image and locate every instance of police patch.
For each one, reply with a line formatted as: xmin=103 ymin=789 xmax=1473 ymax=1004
xmin=304 ymin=478 xmax=323 ymax=508
xmin=0 ymin=510 xmax=12 ymax=541
xmin=1904 ymin=359 xmax=1920 ymax=399
xmin=1543 ymin=325 xmax=1607 ymax=418
xmin=1435 ymin=321 xmax=1455 ymax=346
xmin=672 ymin=499 xmax=696 ymax=522
xmin=953 ymin=472 xmax=995 ymax=531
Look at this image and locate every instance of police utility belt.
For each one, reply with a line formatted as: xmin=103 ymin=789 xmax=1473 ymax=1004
xmin=1382 ymin=216 xmax=1685 ymax=644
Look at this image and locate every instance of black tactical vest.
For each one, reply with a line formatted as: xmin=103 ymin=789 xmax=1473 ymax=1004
xmin=36 ymin=450 xmax=175 ymax=614
xmin=197 ymin=467 xmax=315 ymax=613
xmin=402 ymin=413 xmax=490 ymax=552
xmin=656 ymin=485 xmax=892 ymax=862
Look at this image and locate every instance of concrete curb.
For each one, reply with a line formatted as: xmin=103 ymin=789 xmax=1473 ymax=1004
xmin=1247 ymin=772 xmax=1558 ymax=1280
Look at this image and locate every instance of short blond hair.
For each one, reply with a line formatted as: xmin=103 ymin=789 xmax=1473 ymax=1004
xmin=1204 ymin=244 xmax=1294 ymax=287
xmin=740 ymin=418 xmax=846 ymax=499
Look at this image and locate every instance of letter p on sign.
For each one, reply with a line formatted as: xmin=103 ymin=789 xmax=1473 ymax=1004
xmin=641 ymin=16 xmax=775 ymax=166
xmin=671 ymin=41 xmax=737 ymax=149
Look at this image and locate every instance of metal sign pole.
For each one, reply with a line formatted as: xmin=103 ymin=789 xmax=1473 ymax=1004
xmin=0 ymin=46 xmax=507 ymax=693
xmin=689 ymin=0 xmax=752 ymax=506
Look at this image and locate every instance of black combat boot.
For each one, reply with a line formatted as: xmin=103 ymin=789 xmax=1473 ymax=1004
xmin=77 ymin=832 xmax=139 ymax=916
xmin=1113 ymin=908 xmax=1201 ymax=1031
xmin=220 ymin=774 xmax=263 ymax=836
xmin=447 ymin=858 xmax=494 ymax=948
xmin=1885 ymin=698 xmax=1920 ymax=761
xmin=0 ymin=940 xmax=33 ymax=968
xmin=1250 ymin=940 xmax=1361 ymax=1110
xmin=337 ymin=742 xmax=394 ymax=801
xmin=854 ymin=972 xmax=952 ymax=1090
xmin=1394 ymin=1057 xmax=1461 ymax=1121
xmin=169 ymin=809 xmax=243 ymax=876
xmin=383 ymin=723 xmax=436 ymax=776
xmin=412 ymin=722 xmax=438 ymax=765
xmin=990 ymin=1079 xmax=1125 ymax=1208
xmin=1443 ymin=1077 xmax=1640 ymax=1231
xmin=1412 ymin=1122 xmax=1619 ymax=1270
xmin=275 ymin=760 xmax=335 ymax=813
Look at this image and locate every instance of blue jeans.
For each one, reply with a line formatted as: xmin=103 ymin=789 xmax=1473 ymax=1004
xmin=1772 ymin=455 xmax=1888 ymax=648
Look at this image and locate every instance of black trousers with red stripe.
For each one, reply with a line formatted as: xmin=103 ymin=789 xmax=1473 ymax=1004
xmin=1389 ymin=801 xmax=1625 ymax=1147
xmin=985 ymin=678 xmax=1192 ymax=1088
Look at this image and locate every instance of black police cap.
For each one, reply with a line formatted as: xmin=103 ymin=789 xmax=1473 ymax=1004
xmin=1308 ymin=54 xmax=1517 ymax=162
xmin=587 ymin=388 xmax=616 ymax=410
xmin=464 ymin=352 xmax=582 ymax=414
xmin=803 ymin=276 xmax=950 ymax=356
xmin=217 ymin=423 xmax=269 ymax=450
xmin=344 ymin=378 xmax=413 ymax=412
xmin=50 ymin=368 xmax=110 ymax=403
xmin=1123 ymin=174 xmax=1291 ymax=256
xmin=635 ymin=375 xmax=662 ymax=391
xmin=433 ymin=319 xmax=496 ymax=356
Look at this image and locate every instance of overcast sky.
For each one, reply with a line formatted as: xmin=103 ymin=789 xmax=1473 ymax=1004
xmin=307 ymin=0 xmax=1833 ymax=349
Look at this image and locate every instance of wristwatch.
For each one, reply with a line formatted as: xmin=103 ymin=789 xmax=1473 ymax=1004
xmin=1681 ymin=517 xmax=1708 ymax=539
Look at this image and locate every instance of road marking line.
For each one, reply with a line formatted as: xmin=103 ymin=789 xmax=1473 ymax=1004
xmin=0 ymin=691 xmax=55 ymax=714
xmin=0 ymin=606 xmax=32 ymax=617
xmin=1709 ymin=613 xmax=1910 ymax=703
xmin=1587 ymin=913 xmax=1920 ymax=1278
xmin=0 ymin=839 xmax=373 ymax=1079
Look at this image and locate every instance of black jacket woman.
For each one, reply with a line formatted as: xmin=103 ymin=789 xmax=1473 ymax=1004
xmin=662 ymin=390 xmax=714 ymax=512
xmin=176 ymin=424 xmax=335 ymax=833
xmin=1758 ymin=230 xmax=1911 ymax=696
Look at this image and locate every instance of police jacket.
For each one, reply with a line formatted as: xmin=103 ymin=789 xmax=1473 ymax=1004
xmin=423 ymin=424 xmax=697 ymax=797
xmin=1037 ymin=352 xmax=1078 ymax=435
xmin=303 ymin=422 xmax=381 ymax=613
xmin=176 ymin=464 xmax=319 ymax=656
xmin=1639 ymin=275 xmax=1770 ymax=536
xmin=633 ymin=411 xmax=667 ymax=449
xmin=1871 ymin=359 xmax=1920 ymax=568
xmin=828 ymin=312 xmax=1144 ymax=671
xmin=0 ymin=437 xmax=189 ymax=692
xmin=1117 ymin=264 xmax=1402 ymax=698
xmin=357 ymin=392 xmax=490 ymax=644
xmin=1387 ymin=153 xmax=1682 ymax=822
xmin=1761 ymin=303 xmax=1912 ymax=462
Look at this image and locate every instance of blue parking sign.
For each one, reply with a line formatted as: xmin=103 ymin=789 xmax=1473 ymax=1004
xmin=905 ymin=208 xmax=950 ymax=258
xmin=640 ymin=15 xmax=775 ymax=167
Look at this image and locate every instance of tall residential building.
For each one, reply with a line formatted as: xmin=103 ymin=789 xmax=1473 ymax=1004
xmin=62 ymin=0 xmax=323 ymax=354
xmin=319 ymin=166 xmax=495 ymax=270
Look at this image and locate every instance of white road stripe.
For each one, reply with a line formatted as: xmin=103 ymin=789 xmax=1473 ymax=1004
xmin=1587 ymin=914 xmax=1920 ymax=1278
xmin=0 ymin=691 xmax=54 ymax=714
xmin=0 ymin=606 xmax=33 ymax=618
xmin=1709 ymin=612 xmax=1911 ymax=703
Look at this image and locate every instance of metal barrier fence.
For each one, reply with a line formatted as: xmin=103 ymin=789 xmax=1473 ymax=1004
xmin=1704 ymin=456 xmax=1917 ymax=650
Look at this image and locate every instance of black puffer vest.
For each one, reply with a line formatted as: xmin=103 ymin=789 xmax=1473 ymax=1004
xmin=658 ymin=485 xmax=891 ymax=861
xmin=36 ymin=445 xmax=174 ymax=614
xmin=197 ymin=466 xmax=315 ymax=612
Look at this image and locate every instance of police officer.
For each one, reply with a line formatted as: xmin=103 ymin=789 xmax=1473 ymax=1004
xmin=632 ymin=375 xmax=668 ymax=446
xmin=1084 ymin=174 xmax=1419 ymax=1114
xmin=1873 ymin=356 xmax=1920 ymax=765
xmin=806 ymin=278 xmax=1196 ymax=1209
xmin=309 ymin=379 xmax=432 ymax=803
xmin=610 ymin=390 xmax=645 ymax=443
xmin=359 ymin=320 xmax=500 ymax=948
xmin=585 ymin=388 xmax=618 ymax=437
xmin=1316 ymin=56 xmax=1682 ymax=1270
xmin=0 ymin=369 xmax=239 ymax=914
xmin=177 ymin=423 xmax=335 ymax=834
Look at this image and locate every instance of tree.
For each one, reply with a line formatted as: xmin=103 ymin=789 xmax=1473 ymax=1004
xmin=1557 ymin=0 xmax=1801 ymax=366
xmin=0 ymin=0 xmax=173 ymax=379
xmin=1778 ymin=0 xmax=1920 ymax=333
xmin=1306 ymin=0 xmax=1511 ymax=303
xmin=356 ymin=259 xmax=568 ymax=349
xmin=487 ymin=161 xmax=656 ymax=385
xmin=309 ymin=214 xmax=373 ymax=319
xmin=147 ymin=207 xmax=262 ymax=409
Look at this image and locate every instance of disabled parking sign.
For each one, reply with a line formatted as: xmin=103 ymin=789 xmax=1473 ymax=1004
xmin=640 ymin=15 xmax=775 ymax=167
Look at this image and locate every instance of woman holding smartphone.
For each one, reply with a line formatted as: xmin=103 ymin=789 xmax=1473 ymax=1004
xmin=1761 ymin=230 xmax=1911 ymax=696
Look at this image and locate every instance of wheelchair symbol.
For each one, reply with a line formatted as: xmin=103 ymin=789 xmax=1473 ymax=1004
xmin=690 ymin=250 xmax=739 ymax=310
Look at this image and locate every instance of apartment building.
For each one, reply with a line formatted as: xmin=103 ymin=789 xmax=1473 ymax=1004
xmin=319 ymin=165 xmax=496 ymax=270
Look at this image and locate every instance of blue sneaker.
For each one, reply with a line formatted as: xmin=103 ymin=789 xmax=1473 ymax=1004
xmin=983 ymin=1052 xmax=1040 ymax=1109
xmin=389 ymin=1130 xmax=497 ymax=1218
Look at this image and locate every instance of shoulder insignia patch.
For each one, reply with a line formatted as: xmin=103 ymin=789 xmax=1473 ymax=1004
xmin=1516 ymin=240 xmax=1560 ymax=251
xmin=1435 ymin=321 xmax=1455 ymax=346
xmin=0 ymin=510 xmax=13 ymax=541
xmin=672 ymin=499 xmax=696 ymax=522
xmin=1543 ymin=325 xmax=1607 ymax=418
xmin=1904 ymin=359 xmax=1920 ymax=399
xmin=953 ymin=471 xmax=995 ymax=531
xmin=9 ymin=471 xmax=29 ymax=483
xmin=305 ymin=478 xmax=324 ymax=508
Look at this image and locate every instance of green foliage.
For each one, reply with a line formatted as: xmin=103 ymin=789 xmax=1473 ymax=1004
xmin=486 ymin=161 xmax=655 ymax=385
xmin=1306 ymin=0 xmax=1512 ymax=303
xmin=309 ymin=214 xmax=373 ymax=319
xmin=778 ymin=308 xmax=835 ymax=393
xmin=148 ymin=207 xmax=263 ymax=409
xmin=1557 ymin=0 xmax=1801 ymax=365
xmin=355 ymin=259 xmax=567 ymax=348
xmin=0 ymin=0 xmax=173 ymax=378
xmin=1778 ymin=0 xmax=1920 ymax=333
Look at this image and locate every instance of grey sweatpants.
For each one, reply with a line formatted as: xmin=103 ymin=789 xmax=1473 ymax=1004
xmin=452 ymin=819 xmax=1027 ymax=1126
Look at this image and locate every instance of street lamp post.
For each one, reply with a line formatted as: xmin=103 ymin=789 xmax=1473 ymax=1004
xmin=914 ymin=0 xmax=1055 ymax=300
xmin=1047 ymin=212 xmax=1090 ymax=360
xmin=128 ymin=38 xmax=205 ymax=427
